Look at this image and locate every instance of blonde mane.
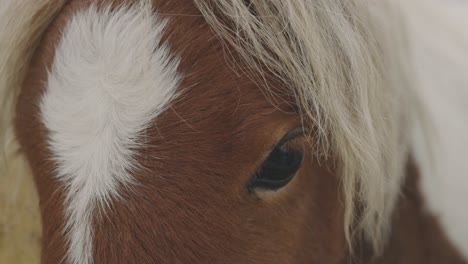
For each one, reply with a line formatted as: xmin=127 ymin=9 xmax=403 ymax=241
xmin=0 ymin=1 xmax=66 ymax=261
xmin=194 ymin=0 xmax=415 ymax=253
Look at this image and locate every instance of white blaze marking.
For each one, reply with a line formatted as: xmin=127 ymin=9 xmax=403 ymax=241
xmin=40 ymin=2 xmax=180 ymax=263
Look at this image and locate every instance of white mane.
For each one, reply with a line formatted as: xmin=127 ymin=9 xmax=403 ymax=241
xmin=194 ymin=0 xmax=415 ymax=252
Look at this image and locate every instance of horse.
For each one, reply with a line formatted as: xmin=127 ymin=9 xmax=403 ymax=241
xmin=0 ymin=0 xmax=467 ymax=263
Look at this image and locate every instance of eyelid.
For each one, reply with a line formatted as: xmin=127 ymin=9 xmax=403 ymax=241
xmin=273 ymin=128 xmax=305 ymax=151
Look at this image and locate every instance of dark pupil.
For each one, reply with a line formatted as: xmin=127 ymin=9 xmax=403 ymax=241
xmin=270 ymin=147 xmax=296 ymax=167
xmin=248 ymin=144 xmax=304 ymax=191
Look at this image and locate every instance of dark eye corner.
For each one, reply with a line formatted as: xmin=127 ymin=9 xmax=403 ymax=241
xmin=247 ymin=128 xmax=305 ymax=192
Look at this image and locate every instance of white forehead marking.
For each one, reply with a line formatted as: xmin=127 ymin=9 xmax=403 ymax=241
xmin=40 ymin=2 xmax=180 ymax=264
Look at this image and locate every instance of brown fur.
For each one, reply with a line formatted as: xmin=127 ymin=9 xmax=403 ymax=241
xmin=14 ymin=0 xmax=467 ymax=263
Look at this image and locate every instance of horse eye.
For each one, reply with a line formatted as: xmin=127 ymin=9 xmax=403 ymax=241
xmin=248 ymin=130 xmax=304 ymax=192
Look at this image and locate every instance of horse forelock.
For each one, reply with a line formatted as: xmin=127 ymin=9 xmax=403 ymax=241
xmin=194 ymin=0 xmax=414 ymax=253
